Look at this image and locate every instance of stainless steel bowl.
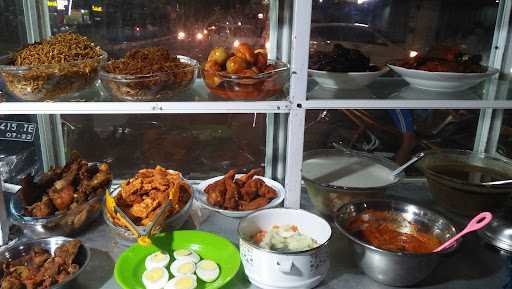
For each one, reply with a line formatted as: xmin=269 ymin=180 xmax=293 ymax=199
xmin=302 ymin=149 xmax=404 ymax=217
xmin=335 ymin=199 xmax=458 ymax=287
xmin=0 ymin=237 xmax=90 ymax=289
xmin=416 ymin=149 xmax=512 ymax=216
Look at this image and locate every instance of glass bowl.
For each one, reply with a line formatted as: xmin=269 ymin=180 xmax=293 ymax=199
xmin=99 ymin=55 xmax=199 ymax=101
xmin=0 ymin=51 xmax=107 ymax=101
xmin=9 ymin=192 xmax=103 ymax=239
xmin=202 ymin=60 xmax=289 ymax=100
xmin=103 ymin=186 xmax=193 ymax=245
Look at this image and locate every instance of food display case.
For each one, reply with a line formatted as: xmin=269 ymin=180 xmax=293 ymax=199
xmin=1 ymin=0 xmax=512 ymax=289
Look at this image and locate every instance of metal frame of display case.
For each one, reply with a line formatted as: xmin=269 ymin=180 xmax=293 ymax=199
xmin=2 ymin=0 xmax=512 ymax=209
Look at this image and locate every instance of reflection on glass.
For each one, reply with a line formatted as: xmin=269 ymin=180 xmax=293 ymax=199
xmin=304 ymin=109 xmax=480 ymax=175
xmin=309 ymin=0 xmax=499 ymax=97
xmin=46 ymin=0 xmax=270 ymax=62
xmin=0 ymin=0 xmax=25 ymax=55
xmin=61 ymin=114 xmax=266 ymax=179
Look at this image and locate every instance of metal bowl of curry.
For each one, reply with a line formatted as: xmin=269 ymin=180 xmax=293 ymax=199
xmin=334 ymin=199 xmax=459 ymax=287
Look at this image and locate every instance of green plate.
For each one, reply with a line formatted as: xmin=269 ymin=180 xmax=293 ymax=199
xmin=114 ymin=230 xmax=241 ymax=289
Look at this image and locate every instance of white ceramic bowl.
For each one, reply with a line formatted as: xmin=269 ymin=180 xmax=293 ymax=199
xmin=238 ymin=208 xmax=331 ymax=289
xmin=388 ymin=64 xmax=498 ymax=92
xmin=196 ymin=175 xmax=285 ymax=218
xmin=308 ymin=67 xmax=389 ymax=90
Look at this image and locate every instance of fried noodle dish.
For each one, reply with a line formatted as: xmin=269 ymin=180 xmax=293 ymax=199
xmin=108 ymin=166 xmax=192 ymax=227
xmin=19 ymin=151 xmax=112 ymax=218
xmin=0 ymin=240 xmax=82 ymax=289
xmin=204 ymin=168 xmax=278 ymax=211
xmin=102 ymin=47 xmax=195 ymax=100
xmin=1 ymin=32 xmax=105 ymax=100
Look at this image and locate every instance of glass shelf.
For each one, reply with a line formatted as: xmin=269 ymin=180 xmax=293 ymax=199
xmin=0 ymin=81 xmax=291 ymax=114
xmin=305 ymin=78 xmax=512 ymax=109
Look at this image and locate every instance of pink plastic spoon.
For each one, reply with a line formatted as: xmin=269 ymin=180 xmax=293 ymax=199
xmin=433 ymin=212 xmax=493 ymax=252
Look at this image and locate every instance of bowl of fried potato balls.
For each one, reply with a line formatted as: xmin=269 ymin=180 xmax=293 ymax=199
xmin=202 ymin=43 xmax=289 ymax=100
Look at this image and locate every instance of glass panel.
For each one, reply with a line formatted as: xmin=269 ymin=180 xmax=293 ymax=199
xmin=0 ymin=0 xmax=25 ymax=54
xmin=308 ymin=0 xmax=500 ymax=100
xmin=304 ymin=109 xmax=480 ymax=176
xmin=61 ymin=113 xmax=268 ymax=180
xmin=0 ymin=115 xmax=41 ymax=185
xmin=0 ymin=0 xmax=289 ymax=102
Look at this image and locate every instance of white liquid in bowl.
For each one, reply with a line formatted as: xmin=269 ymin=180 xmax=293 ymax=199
xmin=303 ymin=155 xmax=395 ymax=188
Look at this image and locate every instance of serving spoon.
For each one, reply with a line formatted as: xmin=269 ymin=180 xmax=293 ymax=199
xmin=433 ymin=212 xmax=493 ymax=252
xmin=391 ymin=152 xmax=425 ymax=177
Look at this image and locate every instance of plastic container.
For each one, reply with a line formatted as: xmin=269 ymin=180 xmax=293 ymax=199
xmin=0 ymin=51 xmax=107 ymax=101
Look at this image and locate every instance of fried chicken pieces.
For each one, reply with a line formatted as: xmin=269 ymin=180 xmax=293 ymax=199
xmin=19 ymin=152 xmax=112 ymax=218
xmin=204 ymin=168 xmax=278 ymax=211
xmin=109 ymin=166 xmax=192 ymax=227
xmin=0 ymin=240 xmax=82 ymax=289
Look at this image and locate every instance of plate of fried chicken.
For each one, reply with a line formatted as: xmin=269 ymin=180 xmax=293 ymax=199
xmin=196 ymin=168 xmax=285 ymax=218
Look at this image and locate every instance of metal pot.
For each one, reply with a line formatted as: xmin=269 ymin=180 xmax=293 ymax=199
xmin=416 ymin=149 xmax=512 ymax=216
xmin=335 ymin=199 xmax=459 ymax=287
xmin=0 ymin=236 xmax=90 ymax=289
xmin=238 ymin=208 xmax=331 ymax=289
xmin=302 ymin=149 xmax=403 ymax=217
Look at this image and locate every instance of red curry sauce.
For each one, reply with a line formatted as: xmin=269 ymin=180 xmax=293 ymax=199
xmin=346 ymin=210 xmax=441 ymax=253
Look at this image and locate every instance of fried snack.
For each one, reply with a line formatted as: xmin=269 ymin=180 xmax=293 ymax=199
xmin=0 ymin=240 xmax=82 ymax=289
xmin=108 ymin=166 xmax=192 ymax=227
xmin=102 ymin=47 xmax=196 ymax=101
xmin=19 ymin=151 xmax=112 ymax=218
xmin=204 ymin=168 xmax=277 ymax=211
xmin=1 ymin=32 xmax=105 ymax=100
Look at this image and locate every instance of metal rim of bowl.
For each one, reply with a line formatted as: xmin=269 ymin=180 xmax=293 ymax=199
xmin=416 ymin=149 xmax=512 ymax=190
xmin=237 ymin=207 xmax=332 ymax=256
xmin=0 ymin=236 xmax=91 ymax=288
xmin=334 ymin=199 xmax=459 ymax=257
xmin=302 ymin=148 xmax=404 ymax=192
xmin=98 ymin=55 xmax=200 ymax=80
xmin=0 ymin=50 xmax=108 ymax=70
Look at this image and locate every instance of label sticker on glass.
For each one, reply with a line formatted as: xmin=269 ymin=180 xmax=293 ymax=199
xmin=0 ymin=121 xmax=36 ymax=142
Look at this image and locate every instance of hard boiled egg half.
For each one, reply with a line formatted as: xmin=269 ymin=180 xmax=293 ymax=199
xmin=170 ymin=259 xmax=196 ymax=276
xmin=164 ymin=275 xmax=197 ymax=289
xmin=142 ymin=267 xmax=169 ymax=289
xmin=195 ymin=260 xmax=220 ymax=282
xmin=173 ymin=249 xmax=200 ymax=263
xmin=145 ymin=251 xmax=171 ymax=270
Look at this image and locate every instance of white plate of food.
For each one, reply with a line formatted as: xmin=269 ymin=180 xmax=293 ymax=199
xmin=195 ymin=169 xmax=285 ymax=218
xmin=309 ymin=67 xmax=389 ymax=90
xmin=388 ymin=64 xmax=498 ymax=92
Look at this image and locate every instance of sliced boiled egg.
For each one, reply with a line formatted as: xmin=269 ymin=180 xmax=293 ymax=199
xmin=145 ymin=251 xmax=171 ymax=270
xmin=142 ymin=267 xmax=169 ymax=289
xmin=170 ymin=259 xmax=196 ymax=276
xmin=173 ymin=249 xmax=200 ymax=263
xmin=195 ymin=259 xmax=220 ymax=282
xmin=164 ymin=275 xmax=197 ymax=289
